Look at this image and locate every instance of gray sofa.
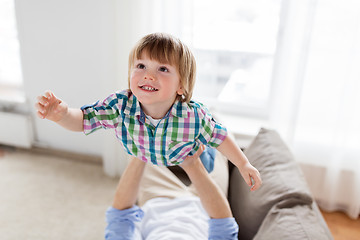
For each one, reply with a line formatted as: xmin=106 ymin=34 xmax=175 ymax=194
xmin=228 ymin=128 xmax=333 ymax=240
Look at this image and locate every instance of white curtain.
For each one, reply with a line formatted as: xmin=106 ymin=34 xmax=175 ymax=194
xmin=293 ymin=0 xmax=360 ymax=219
xmin=271 ymin=0 xmax=360 ymax=219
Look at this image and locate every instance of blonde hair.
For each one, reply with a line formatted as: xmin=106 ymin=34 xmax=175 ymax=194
xmin=128 ymin=33 xmax=196 ymax=103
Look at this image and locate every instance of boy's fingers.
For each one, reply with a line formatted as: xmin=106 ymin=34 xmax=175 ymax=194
xmin=242 ymin=173 xmax=252 ymax=187
xmin=34 ymin=102 xmax=44 ymax=112
xmin=250 ymin=173 xmax=262 ymax=191
xmin=36 ymin=111 xmax=45 ymax=119
xmin=37 ymin=95 xmax=49 ymax=106
xmin=247 ymin=176 xmax=252 ymax=187
xmin=36 ymin=96 xmax=44 ymax=105
xmin=252 ymin=182 xmax=261 ymax=191
xmin=47 ymin=91 xmax=60 ymax=102
xmin=44 ymin=90 xmax=52 ymax=99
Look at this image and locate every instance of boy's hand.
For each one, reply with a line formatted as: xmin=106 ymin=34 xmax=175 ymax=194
xmin=35 ymin=91 xmax=68 ymax=122
xmin=239 ymin=163 xmax=262 ymax=191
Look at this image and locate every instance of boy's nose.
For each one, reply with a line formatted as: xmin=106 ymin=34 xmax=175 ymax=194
xmin=144 ymin=70 xmax=156 ymax=80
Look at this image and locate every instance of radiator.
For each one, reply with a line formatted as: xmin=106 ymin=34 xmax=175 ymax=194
xmin=0 ymin=112 xmax=33 ymax=148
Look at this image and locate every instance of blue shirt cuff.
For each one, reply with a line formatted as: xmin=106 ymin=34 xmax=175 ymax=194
xmin=208 ymin=217 xmax=239 ymax=240
xmin=199 ymin=146 xmax=216 ymax=173
xmin=80 ymin=100 xmax=99 ymax=110
xmin=105 ymin=206 xmax=144 ymax=240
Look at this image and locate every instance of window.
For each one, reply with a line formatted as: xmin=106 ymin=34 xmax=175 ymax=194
xmin=0 ymin=0 xmax=23 ymax=88
xmin=187 ymin=0 xmax=283 ymax=118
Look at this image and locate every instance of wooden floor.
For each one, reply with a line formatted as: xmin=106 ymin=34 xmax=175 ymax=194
xmin=320 ymin=209 xmax=360 ymax=240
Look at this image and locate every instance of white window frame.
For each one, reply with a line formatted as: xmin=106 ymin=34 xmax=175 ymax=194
xmin=184 ymin=0 xmax=288 ymax=119
xmin=0 ymin=0 xmax=23 ymax=85
xmin=0 ymin=0 xmax=24 ymax=105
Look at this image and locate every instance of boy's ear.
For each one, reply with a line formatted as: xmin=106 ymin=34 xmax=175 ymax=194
xmin=177 ymin=87 xmax=184 ymax=95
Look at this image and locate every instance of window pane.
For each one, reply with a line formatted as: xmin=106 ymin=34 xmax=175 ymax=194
xmin=0 ymin=0 xmax=23 ymax=86
xmin=191 ymin=0 xmax=282 ymax=116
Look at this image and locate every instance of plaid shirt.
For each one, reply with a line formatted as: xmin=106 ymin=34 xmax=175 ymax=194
xmin=81 ymin=90 xmax=227 ymax=166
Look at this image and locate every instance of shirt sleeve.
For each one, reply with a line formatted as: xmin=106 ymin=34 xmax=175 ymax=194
xmin=195 ymin=102 xmax=227 ymax=148
xmin=208 ymin=217 xmax=239 ymax=240
xmin=105 ymin=206 xmax=144 ymax=240
xmin=81 ymin=92 xmax=125 ymax=135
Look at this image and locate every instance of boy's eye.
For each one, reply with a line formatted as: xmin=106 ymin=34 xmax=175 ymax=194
xmin=136 ymin=63 xmax=145 ymax=69
xmin=159 ymin=67 xmax=169 ymax=72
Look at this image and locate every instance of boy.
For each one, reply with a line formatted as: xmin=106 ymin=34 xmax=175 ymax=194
xmin=35 ymin=32 xmax=261 ymax=191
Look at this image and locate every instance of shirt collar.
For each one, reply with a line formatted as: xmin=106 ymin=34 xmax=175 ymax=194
xmin=123 ymin=91 xmax=142 ymax=117
xmin=170 ymin=99 xmax=190 ymax=118
xmin=123 ymin=92 xmax=189 ymax=119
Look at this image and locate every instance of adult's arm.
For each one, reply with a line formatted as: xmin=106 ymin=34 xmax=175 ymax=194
xmin=181 ymin=145 xmax=232 ymax=219
xmin=112 ymin=156 xmax=146 ymax=210
xmin=181 ymin=146 xmax=238 ymax=239
xmin=105 ymin=157 xmax=146 ymax=240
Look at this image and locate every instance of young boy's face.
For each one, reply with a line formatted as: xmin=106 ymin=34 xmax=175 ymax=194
xmin=129 ymin=52 xmax=184 ymax=116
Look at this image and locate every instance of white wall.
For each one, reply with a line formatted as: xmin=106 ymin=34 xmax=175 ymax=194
xmin=13 ymin=0 xmax=185 ymax=175
xmin=14 ymin=0 xmax=126 ymax=156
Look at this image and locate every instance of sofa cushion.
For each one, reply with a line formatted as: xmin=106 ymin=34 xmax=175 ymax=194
xmin=254 ymin=201 xmax=333 ymax=240
xmin=228 ymin=128 xmax=313 ymax=240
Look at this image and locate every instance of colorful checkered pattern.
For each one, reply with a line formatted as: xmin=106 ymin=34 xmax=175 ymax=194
xmin=81 ymin=90 xmax=227 ymax=166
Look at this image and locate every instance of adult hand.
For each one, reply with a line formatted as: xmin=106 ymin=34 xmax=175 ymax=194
xmin=180 ymin=145 xmax=205 ymax=171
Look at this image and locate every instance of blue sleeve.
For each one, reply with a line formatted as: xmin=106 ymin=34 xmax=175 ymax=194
xmin=105 ymin=206 xmax=144 ymax=240
xmin=199 ymin=146 xmax=216 ymax=173
xmin=208 ymin=217 xmax=239 ymax=240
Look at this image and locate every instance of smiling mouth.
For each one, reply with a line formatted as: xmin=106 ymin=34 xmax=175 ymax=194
xmin=140 ymin=86 xmax=158 ymax=91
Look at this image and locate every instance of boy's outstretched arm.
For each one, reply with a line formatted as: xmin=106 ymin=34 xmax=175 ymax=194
xmin=216 ymin=135 xmax=262 ymax=191
xmin=35 ymin=90 xmax=83 ymax=132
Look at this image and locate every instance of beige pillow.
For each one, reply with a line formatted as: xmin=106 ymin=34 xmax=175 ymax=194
xmin=254 ymin=201 xmax=333 ymax=240
xmin=228 ymin=128 xmax=313 ymax=240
